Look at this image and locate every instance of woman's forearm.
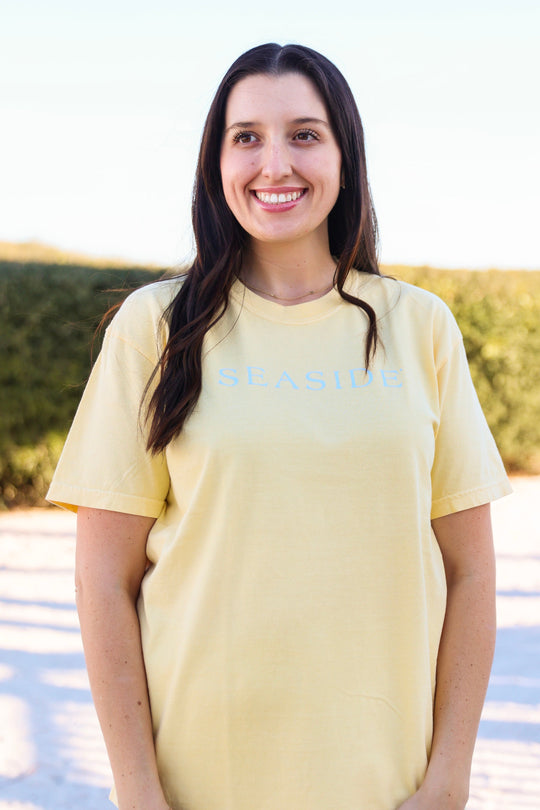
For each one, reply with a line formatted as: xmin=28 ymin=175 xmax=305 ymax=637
xmin=422 ymin=505 xmax=496 ymax=808
xmin=397 ymin=505 xmax=497 ymax=810
xmin=77 ymin=582 xmax=169 ymax=810
xmin=75 ymin=507 xmax=168 ymax=810
xmin=422 ymin=567 xmax=496 ymax=806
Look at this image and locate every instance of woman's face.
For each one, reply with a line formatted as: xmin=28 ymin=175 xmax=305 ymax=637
xmin=220 ymin=72 xmax=342 ymax=249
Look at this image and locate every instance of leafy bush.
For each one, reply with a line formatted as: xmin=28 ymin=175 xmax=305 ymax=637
xmin=0 ymin=261 xmax=162 ymax=508
xmin=1 ymin=260 xmax=538 ymax=508
xmin=389 ymin=266 xmax=540 ymax=472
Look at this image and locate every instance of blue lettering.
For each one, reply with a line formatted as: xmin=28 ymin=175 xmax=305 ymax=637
xmin=275 ymin=371 xmax=299 ymax=390
xmin=218 ymin=368 xmax=239 ymax=386
xmin=305 ymin=371 xmax=326 ymax=390
xmin=247 ymin=366 xmax=268 ymax=387
xmin=333 ymin=371 xmax=342 ymax=390
xmin=350 ymin=368 xmax=373 ymax=388
xmin=381 ymin=369 xmax=403 ymax=388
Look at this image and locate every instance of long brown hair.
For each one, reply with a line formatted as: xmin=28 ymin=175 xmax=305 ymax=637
xmin=146 ymin=43 xmax=381 ymax=453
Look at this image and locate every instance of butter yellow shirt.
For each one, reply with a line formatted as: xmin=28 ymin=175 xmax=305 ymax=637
xmin=48 ymin=271 xmax=511 ymax=810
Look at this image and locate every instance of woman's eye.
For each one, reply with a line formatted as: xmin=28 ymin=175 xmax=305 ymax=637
xmin=294 ymin=129 xmax=319 ymax=142
xmin=232 ymin=131 xmax=257 ymax=145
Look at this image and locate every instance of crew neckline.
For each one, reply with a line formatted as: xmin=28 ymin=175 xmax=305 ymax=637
xmin=229 ymin=272 xmax=377 ymax=324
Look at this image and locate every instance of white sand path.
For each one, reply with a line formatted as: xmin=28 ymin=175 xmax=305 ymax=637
xmin=0 ymin=478 xmax=538 ymax=810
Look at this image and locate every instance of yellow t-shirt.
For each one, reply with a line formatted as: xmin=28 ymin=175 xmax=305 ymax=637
xmin=48 ymin=272 xmax=511 ymax=810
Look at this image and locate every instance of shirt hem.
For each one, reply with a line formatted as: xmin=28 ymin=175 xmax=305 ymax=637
xmin=430 ymin=478 xmax=513 ymax=519
xmin=46 ymin=483 xmax=165 ymax=519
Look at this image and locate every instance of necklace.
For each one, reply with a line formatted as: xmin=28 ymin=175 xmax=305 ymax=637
xmin=241 ymin=278 xmax=335 ymax=303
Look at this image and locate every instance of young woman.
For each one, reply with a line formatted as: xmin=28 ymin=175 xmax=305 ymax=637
xmin=48 ymin=43 xmax=511 ymax=810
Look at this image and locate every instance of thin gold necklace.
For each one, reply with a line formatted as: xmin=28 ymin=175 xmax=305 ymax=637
xmin=241 ymin=278 xmax=335 ymax=303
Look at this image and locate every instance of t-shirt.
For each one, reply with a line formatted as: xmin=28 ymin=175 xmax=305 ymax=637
xmin=47 ymin=271 xmax=511 ymax=810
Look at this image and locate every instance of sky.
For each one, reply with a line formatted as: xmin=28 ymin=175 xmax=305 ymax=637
xmin=1 ymin=0 xmax=538 ymax=270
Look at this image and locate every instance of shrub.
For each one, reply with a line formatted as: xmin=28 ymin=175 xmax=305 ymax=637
xmin=0 ymin=261 xmax=162 ymax=507
xmin=389 ymin=266 xmax=540 ymax=472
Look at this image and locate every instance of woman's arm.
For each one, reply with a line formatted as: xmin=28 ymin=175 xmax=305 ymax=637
xmin=76 ymin=507 xmax=170 ymax=810
xmin=397 ymin=503 xmax=496 ymax=810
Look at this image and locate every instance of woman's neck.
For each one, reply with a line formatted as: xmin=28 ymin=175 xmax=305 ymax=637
xmin=241 ymin=239 xmax=337 ymax=305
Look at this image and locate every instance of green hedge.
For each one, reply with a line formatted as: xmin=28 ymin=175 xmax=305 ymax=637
xmin=1 ymin=261 xmax=539 ymax=508
xmin=390 ymin=265 xmax=540 ymax=473
xmin=0 ymin=261 xmax=161 ymax=508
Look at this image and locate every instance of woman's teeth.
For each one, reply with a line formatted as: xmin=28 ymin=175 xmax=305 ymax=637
xmin=254 ymin=190 xmax=304 ymax=204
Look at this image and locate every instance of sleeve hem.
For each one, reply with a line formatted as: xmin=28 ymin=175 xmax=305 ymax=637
xmin=431 ymin=478 xmax=513 ymax=520
xmin=46 ymin=483 xmax=165 ymax=519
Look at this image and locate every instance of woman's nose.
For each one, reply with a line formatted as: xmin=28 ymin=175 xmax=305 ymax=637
xmin=261 ymin=140 xmax=293 ymax=180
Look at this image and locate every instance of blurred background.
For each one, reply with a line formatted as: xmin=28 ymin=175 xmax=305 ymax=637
xmin=0 ymin=3 xmax=539 ymax=808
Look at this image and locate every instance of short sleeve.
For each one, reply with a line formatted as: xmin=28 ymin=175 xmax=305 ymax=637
xmin=46 ymin=292 xmax=171 ymax=517
xmin=430 ymin=322 xmax=512 ymax=519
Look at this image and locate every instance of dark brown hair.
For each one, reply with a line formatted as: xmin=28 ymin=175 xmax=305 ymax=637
xmin=146 ymin=43 xmax=381 ymax=453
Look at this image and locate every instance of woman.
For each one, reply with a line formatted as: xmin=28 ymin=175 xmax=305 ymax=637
xmin=48 ymin=43 xmax=511 ymax=810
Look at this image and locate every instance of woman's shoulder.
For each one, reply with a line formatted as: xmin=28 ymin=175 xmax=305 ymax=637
xmin=347 ymin=271 xmax=463 ymax=360
xmin=114 ymin=275 xmax=184 ymax=323
xmin=106 ymin=275 xmax=185 ymax=356
xmin=349 ymin=271 xmax=459 ymax=328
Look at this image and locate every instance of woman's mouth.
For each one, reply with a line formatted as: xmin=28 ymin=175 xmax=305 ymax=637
xmin=254 ymin=189 xmax=305 ymax=204
xmin=251 ymin=188 xmax=307 ymax=208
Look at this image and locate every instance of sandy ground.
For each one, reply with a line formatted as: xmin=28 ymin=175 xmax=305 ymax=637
xmin=0 ymin=479 xmax=538 ymax=810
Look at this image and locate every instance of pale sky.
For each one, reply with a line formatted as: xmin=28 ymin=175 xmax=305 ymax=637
xmin=1 ymin=0 xmax=538 ymax=269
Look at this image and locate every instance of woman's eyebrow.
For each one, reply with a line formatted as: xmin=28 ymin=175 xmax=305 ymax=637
xmin=291 ymin=117 xmax=330 ymax=127
xmin=224 ymin=121 xmax=259 ymax=132
xmin=224 ymin=117 xmax=330 ymax=132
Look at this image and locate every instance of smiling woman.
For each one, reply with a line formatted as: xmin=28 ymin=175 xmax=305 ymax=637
xmin=46 ymin=43 xmax=511 ymax=810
